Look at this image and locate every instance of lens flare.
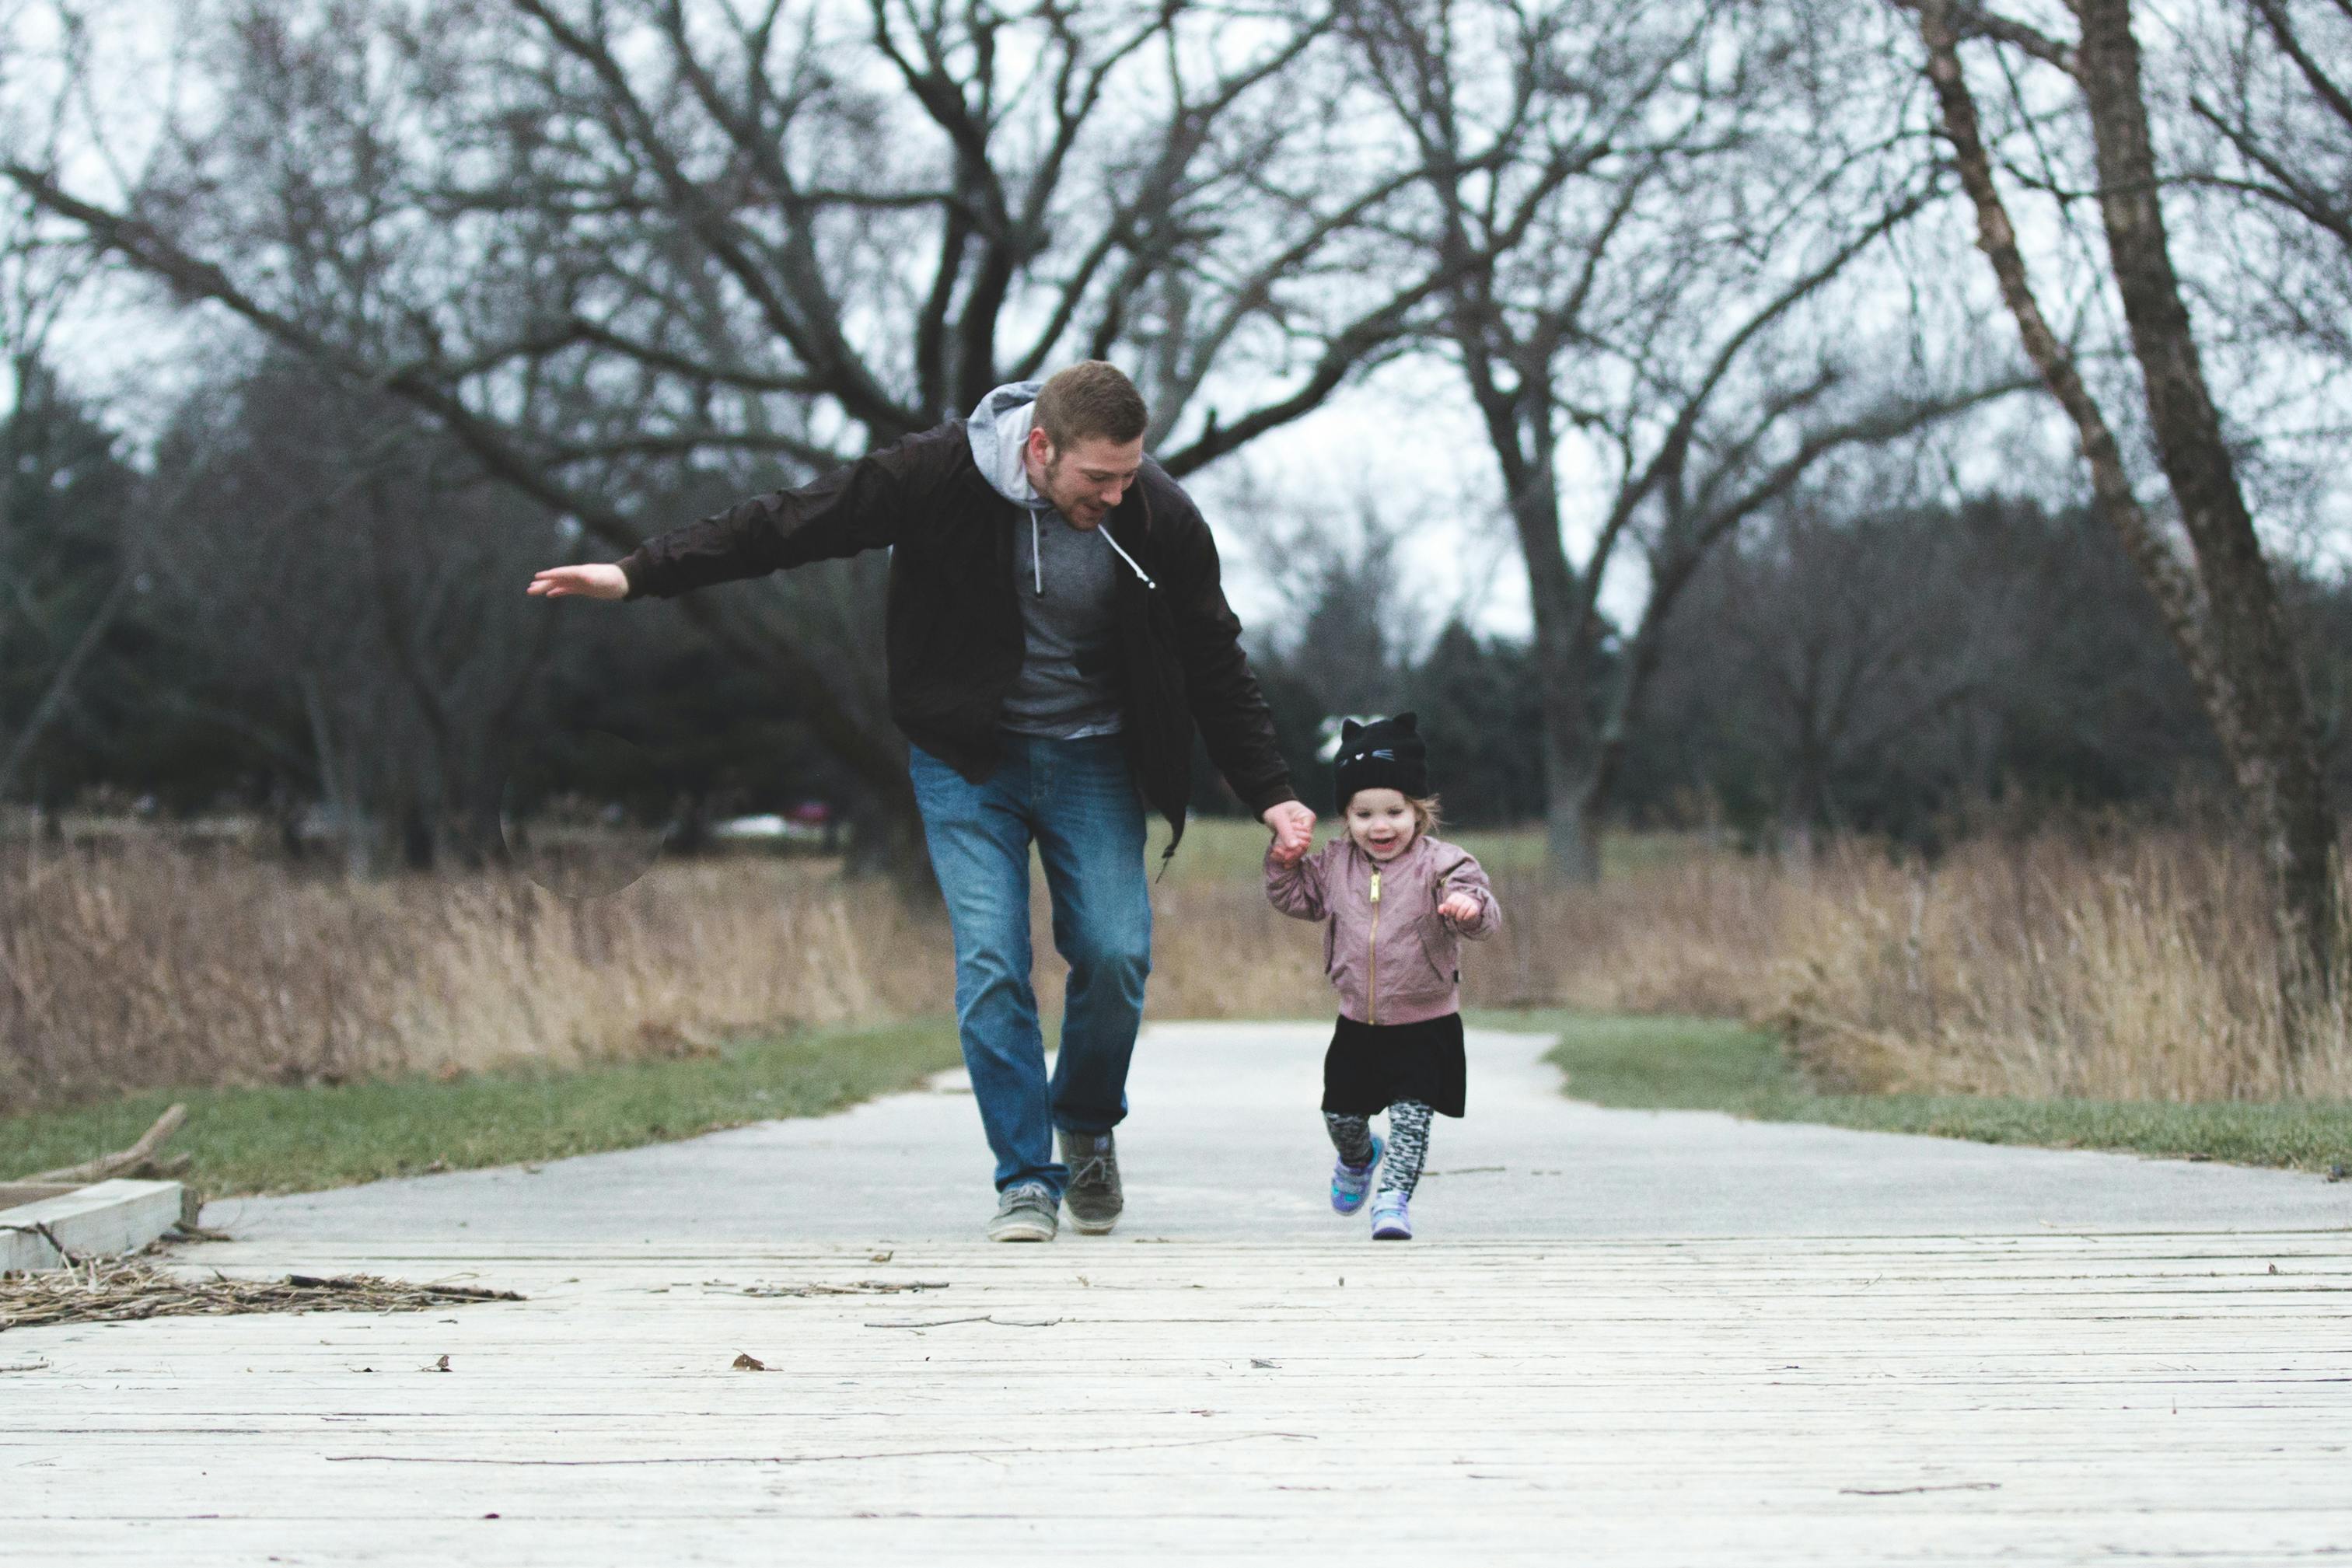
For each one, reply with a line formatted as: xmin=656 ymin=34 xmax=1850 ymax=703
xmin=497 ymin=728 xmax=669 ymax=899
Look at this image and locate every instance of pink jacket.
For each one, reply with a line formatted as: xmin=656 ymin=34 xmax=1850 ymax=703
xmin=1265 ymin=833 xmax=1501 ymax=1025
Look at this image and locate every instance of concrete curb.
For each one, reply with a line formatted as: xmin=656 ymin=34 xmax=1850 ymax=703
xmin=1 ymin=1179 xmax=195 ymax=1272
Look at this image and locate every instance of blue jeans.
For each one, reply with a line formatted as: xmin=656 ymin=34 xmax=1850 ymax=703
xmin=908 ymin=734 xmax=1152 ymax=1197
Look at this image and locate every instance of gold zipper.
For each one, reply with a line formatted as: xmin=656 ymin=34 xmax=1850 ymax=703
xmin=1367 ymin=865 xmax=1382 ymax=1025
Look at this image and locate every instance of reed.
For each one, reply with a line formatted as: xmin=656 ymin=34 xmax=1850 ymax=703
xmin=1145 ymin=822 xmax=2352 ymax=1102
xmin=8 ymin=819 xmax=2347 ymax=1115
xmin=0 ymin=841 xmax=946 ymax=1113
xmin=1767 ymin=831 xmax=2352 ymax=1102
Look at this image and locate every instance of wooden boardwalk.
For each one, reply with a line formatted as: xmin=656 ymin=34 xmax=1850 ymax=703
xmin=10 ymin=1229 xmax=2351 ymax=1563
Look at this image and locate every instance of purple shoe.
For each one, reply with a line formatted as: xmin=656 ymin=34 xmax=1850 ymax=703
xmin=1331 ymin=1135 xmax=1385 ymax=1214
xmin=1371 ymin=1192 xmax=1412 ymax=1240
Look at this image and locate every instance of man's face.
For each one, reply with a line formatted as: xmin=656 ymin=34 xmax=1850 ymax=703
xmin=1026 ymin=427 xmax=1143 ymax=529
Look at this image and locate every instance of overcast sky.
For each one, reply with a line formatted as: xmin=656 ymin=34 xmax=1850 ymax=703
xmin=12 ymin=0 xmax=2351 ymax=666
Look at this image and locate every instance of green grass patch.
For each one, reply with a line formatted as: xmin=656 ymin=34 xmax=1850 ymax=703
xmin=1481 ymin=1009 xmax=2352 ymax=1175
xmin=3 ymin=1019 xmax=962 ymax=1197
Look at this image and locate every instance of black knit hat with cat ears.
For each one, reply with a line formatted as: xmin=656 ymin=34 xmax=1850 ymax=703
xmin=1333 ymin=713 xmax=1428 ymax=806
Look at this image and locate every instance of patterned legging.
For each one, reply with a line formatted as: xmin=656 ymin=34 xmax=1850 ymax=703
xmin=1323 ymin=1100 xmax=1435 ymax=1197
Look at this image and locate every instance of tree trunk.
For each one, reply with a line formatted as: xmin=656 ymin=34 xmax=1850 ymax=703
xmin=1539 ymin=704 xmax=1604 ymax=885
xmin=0 ymin=569 xmax=135 ymax=804
xmin=2068 ymin=0 xmax=2340 ymax=1042
xmin=1496 ymin=426 xmax=1606 ymax=885
xmin=844 ymin=784 xmax=937 ymax=898
xmin=1777 ymin=746 xmax=1826 ymax=878
xmin=298 ymin=671 xmax=372 ymax=876
xmin=398 ymin=793 xmax=436 ymax=873
xmin=1914 ymin=0 xmax=2340 ymax=1058
xmin=668 ymin=789 xmax=713 ymax=857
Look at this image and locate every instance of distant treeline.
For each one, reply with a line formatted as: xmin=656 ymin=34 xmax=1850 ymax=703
xmin=10 ymin=354 xmax=2345 ymax=865
xmin=1223 ymin=489 xmax=2347 ymax=850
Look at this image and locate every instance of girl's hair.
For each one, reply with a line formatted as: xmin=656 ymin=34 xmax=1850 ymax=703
xmin=1345 ymin=790 xmax=1444 ymax=836
xmin=1409 ymin=794 xmax=1444 ymax=836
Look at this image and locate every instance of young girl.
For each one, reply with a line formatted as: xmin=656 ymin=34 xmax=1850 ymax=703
xmin=1265 ymin=712 xmax=1501 ymax=1240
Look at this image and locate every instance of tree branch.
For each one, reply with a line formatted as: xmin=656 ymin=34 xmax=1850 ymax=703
xmin=1887 ymin=0 xmax=2078 ymax=73
xmin=3 ymin=162 xmax=913 ymax=810
xmin=1906 ymin=0 xmax=2235 ymax=737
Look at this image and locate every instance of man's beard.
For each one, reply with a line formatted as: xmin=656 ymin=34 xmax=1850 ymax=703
xmin=1041 ymin=455 xmax=1100 ymax=523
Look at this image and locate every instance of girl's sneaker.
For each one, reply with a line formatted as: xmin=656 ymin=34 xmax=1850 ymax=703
xmin=1331 ymin=1135 xmax=1385 ymax=1214
xmin=1370 ymin=1191 xmax=1413 ymax=1240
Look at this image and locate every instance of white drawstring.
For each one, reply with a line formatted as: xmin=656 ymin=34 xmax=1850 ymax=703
xmin=1099 ymin=526 xmax=1156 ymax=590
xmin=1029 ymin=507 xmax=1156 ymax=593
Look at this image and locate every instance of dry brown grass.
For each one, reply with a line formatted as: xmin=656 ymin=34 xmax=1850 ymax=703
xmin=1148 ymin=820 xmax=2352 ymax=1102
xmin=1142 ymin=857 xmax=1796 ymax=1021
xmin=0 ymin=840 xmax=948 ymax=1112
xmin=10 ymin=819 xmax=2350 ymax=1114
xmin=1767 ymin=832 xmax=2352 ymax=1102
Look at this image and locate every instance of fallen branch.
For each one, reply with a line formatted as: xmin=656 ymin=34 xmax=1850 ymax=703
xmin=17 ymin=1105 xmax=189 ymax=1184
xmin=0 ymin=1220 xmax=75 ymax=1266
xmin=1 ymin=1257 xmax=523 ymax=1331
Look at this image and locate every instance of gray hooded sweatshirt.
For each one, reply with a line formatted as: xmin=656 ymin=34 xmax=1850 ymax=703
xmin=967 ymin=381 xmax=1155 ymax=740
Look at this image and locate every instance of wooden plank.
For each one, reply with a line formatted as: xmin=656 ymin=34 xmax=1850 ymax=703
xmin=5 ymin=1232 xmax=2350 ymax=1563
xmin=0 ymin=1178 xmax=189 ymax=1271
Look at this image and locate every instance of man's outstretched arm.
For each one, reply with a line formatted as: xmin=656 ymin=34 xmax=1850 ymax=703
xmin=527 ymin=431 xmax=935 ymax=602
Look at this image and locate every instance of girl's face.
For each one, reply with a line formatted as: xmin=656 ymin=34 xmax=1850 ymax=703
xmin=1345 ymin=788 xmax=1417 ymax=861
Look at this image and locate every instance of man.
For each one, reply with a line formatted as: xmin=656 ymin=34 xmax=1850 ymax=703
xmin=528 ymin=361 xmax=1316 ymax=1241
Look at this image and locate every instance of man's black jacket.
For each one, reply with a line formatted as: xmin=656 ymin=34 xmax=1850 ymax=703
xmin=617 ymin=418 xmax=1298 ymax=851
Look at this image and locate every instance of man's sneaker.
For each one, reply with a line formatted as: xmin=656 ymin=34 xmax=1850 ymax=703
xmin=1059 ymin=1128 xmax=1123 ymax=1234
xmin=1370 ymin=1191 xmax=1413 ymax=1241
xmin=1331 ymin=1134 xmax=1386 ymax=1214
xmin=987 ymin=1181 xmax=1059 ymax=1242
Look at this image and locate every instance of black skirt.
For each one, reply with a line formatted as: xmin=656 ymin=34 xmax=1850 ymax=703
xmin=1321 ymin=1012 xmax=1466 ymax=1118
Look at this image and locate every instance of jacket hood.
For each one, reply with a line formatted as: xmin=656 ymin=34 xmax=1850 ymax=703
xmin=966 ymin=377 xmax=1160 ymax=597
xmin=966 ymin=381 xmax=1048 ymax=509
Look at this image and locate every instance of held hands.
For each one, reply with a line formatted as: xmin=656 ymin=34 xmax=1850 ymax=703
xmin=1262 ymin=800 xmax=1316 ymax=865
xmin=526 ymin=564 xmax=630 ymax=600
xmin=1438 ymin=890 xmax=1481 ymax=926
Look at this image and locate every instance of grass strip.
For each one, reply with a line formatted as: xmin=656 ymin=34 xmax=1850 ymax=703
xmin=1484 ymin=1009 xmax=2352 ymax=1175
xmin=2 ymin=1019 xmax=961 ymax=1197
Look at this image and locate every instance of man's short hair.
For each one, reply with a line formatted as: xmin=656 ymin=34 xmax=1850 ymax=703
xmin=1034 ymin=361 xmax=1148 ymax=450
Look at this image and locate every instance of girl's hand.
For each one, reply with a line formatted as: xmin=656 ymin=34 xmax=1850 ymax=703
xmin=1262 ymin=801 xmax=1316 ymax=865
xmin=1438 ymin=891 xmax=1480 ymax=925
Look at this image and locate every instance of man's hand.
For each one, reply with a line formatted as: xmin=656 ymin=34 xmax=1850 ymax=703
xmin=1262 ymin=800 xmax=1316 ymax=865
xmin=1438 ymin=890 xmax=1481 ymax=926
xmin=527 ymin=564 xmax=630 ymax=601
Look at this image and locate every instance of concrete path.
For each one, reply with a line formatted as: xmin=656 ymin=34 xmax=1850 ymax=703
xmin=215 ymin=1021 xmax=2351 ymax=1243
xmin=14 ymin=1021 xmax=2352 ymax=1566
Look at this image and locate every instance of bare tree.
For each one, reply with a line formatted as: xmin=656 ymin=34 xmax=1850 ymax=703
xmin=3 ymin=0 xmax=1459 ymax=869
xmin=1350 ymin=0 xmax=2025 ymax=878
xmin=1680 ymin=491 xmax=2011 ymax=860
xmin=0 ymin=142 xmax=128 ymax=807
xmin=142 ymin=354 xmax=563 ymax=870
xmin=1904 ymin=0 xmax=2341 ymax=1058
xmin=2176 ymin=0 xmax=2352 ymax=365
